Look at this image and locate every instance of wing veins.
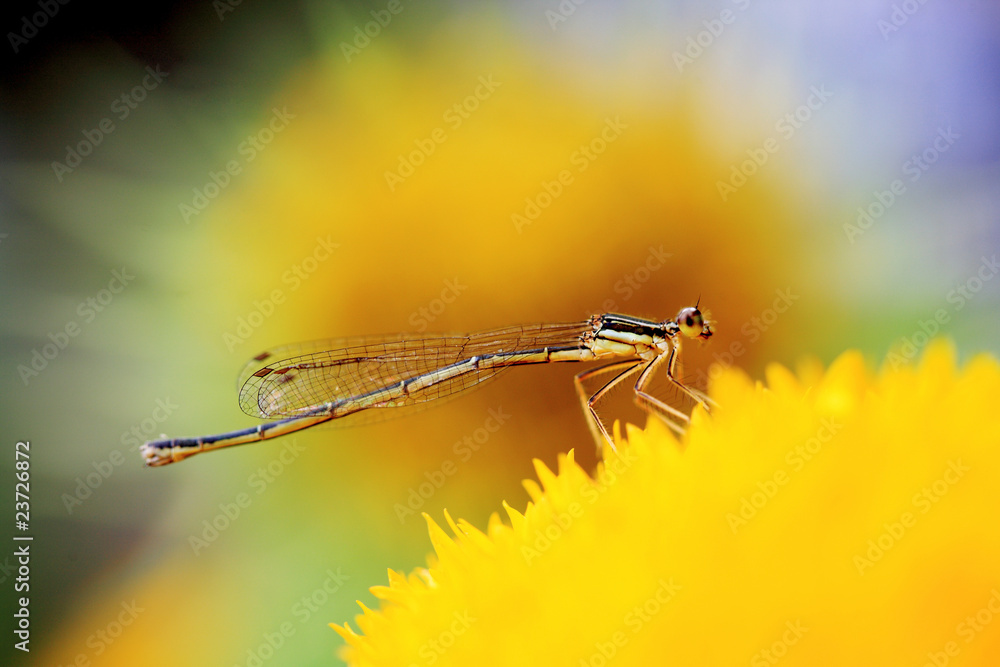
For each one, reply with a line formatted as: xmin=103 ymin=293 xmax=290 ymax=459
xmin=237 ymin=321 xmax=595 ymax=419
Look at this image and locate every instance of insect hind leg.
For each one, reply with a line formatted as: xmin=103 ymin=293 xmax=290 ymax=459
xmin=574 ymin=360 xmax=643 ymax=453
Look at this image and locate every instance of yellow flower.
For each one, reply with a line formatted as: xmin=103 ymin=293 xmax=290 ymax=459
xmin=333 ymin=341 xmax=1000 ymax=666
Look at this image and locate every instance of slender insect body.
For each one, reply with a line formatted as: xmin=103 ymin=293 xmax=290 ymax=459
xmin=141 ymin=305 xmax=713 ymax=466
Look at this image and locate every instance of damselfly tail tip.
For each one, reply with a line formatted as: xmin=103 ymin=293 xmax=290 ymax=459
xmin=140 ymin=438 xmax=176 ymax=467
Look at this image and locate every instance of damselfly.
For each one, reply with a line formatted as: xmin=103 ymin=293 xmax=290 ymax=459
xmin=141 ymin=305 xmax=713 ymax=466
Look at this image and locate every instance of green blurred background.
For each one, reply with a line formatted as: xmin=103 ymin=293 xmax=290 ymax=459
xmin=1 ymin=1 xmax=998 ymax=665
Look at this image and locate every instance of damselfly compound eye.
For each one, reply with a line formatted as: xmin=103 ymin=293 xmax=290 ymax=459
xmin=676 ymin=307 xmax=704 ymax=338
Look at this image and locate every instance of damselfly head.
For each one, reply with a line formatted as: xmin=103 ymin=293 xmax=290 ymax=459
xmin=675 ymin=306 xmax=713 ymax=340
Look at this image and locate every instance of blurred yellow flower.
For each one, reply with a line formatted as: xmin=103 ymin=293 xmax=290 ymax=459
xmin=333 ymin=340 xmax=1000 ymax=666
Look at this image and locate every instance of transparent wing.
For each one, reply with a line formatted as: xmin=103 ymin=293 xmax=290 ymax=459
xmin=236 ymin=321 xmax=595 ymax=419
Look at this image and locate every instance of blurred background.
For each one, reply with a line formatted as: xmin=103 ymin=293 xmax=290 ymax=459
xmin=1 ymin=1 xmax=997 ymax=665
